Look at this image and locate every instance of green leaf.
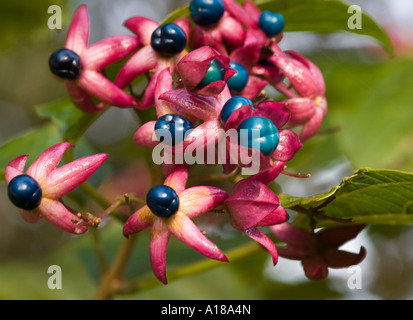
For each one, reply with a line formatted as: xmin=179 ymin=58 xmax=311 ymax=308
xmin=162 ymin=0 xmax=393 ymax=54
xmin=281 ymin=168 xmax=413 ymax=226
xmin=35 ymin=99 xmax=102 ymax=143
xmin=0 ymin=124 xmax=62 ymax=178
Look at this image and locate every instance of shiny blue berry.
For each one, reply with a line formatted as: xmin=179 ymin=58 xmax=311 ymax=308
xmin=227 ymin=62 xmax=249 ymax=92
xmin=7 ymin=174 xmax=42 ymax=210
xmin=220 ymin=96 xmax=254 ymax=125
xmin=49 ymin=48 xmax=81 ymax=80
xmin=155 ymin=114 xmax=194 ymax=145
xmin=238 ymin=116 xmax=279 ymax=156
xmin=189 ymin=0 xmax=225 ymax=26
xmin=259 ymin=11 xmax=285 ymax=38
xmin=146 ymin=185 xmax=180 ymax=218
xmin=197 ymin=58 xmax=225 ymax=89
xmin=151 ymin=23 xmax=187 ymax=57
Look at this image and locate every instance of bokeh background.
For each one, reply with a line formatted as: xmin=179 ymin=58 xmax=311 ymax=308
xmin=0 ymin=0 xmax=413 ymax=299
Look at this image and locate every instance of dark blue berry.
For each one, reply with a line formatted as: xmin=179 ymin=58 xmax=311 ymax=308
xmin=154 ymin=114 xmax=194 ymax=145
xmin=189 ymin=0 xmax=225 ymax=26
xmin=259 ymin=11 xmax=285 ymax=38
xmin=227 ymin=62 xmax=249 ymax=92
xmin=146 ymin=185 xmax=180 ymax=218
xmin=238 ymin=116 xmax=279 ymax=156
xmin=197 ymin=58 xmax=225 ymax=89
xmin=150 ymin=23 xmax=187 ymax=57
xmin=49 ymin=48 xmax=81 ymax=80
xmin=8 ymin=174 xmax=42 ymax=210
xmin=220 ymin=96 xmax=254 ymax=125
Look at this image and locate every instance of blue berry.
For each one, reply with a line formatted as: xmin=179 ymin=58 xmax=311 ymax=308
xmin=146 ymin=185 xmax=180 ymax=218
xmin=259 ymin=11 xmax=285 ymax=38
xmin=49 ymin=48 xmax=81 ymax=80
xmin=238 ymin=116 xmax=279 ymax=156
xmin=227 ymin=62 xmax=249 ymax=92
xmin=8 ymin=174 xmax=42 ymax=210
xmin=220 ymin=96 xmax=254 ymax=125
xmin=189 ymin=0 xmax=225 ymax=26
xmin=151 ymin=23 xmax=187 ymax=57
xmin=154 ymin=114 xmax=193 ymax=145
xmin=197 ymin=58 xmax=225 ymax=89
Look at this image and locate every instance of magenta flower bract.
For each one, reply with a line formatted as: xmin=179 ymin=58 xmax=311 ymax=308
xmin=53 ymin=5 xmax=140 ymax=113
xmin=224 ymin=163 xmax=289 ymax=265
xmin=176 ymin=46 xmax=236 ymax=96
xmin=5 ymin=142 xmax=108 ymax=234
xmin=269 ymin=50 xmax=328 ymax=142
xmin=190 ymin=11 xmax=246 ymax=56
xmin=123 ymin=165 xmax=229 ymax=284
xmin=221 ymin=100 xmax=302 ymax=174
xmin=114 ymin=16 xmax=190 ymax=109
xmin=271 ymin=223 xmax=367 ymax=279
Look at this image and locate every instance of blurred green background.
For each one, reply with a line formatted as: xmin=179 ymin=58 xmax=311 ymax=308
xmin=0 ymin=0 xmax=413 ymax=300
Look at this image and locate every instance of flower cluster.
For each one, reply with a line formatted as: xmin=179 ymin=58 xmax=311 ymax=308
xmin=5 ymin=1 xmax=366 ymax=284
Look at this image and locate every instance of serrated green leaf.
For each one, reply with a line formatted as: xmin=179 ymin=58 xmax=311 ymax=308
xmin=281 ymin=168 xmax=413 ymax=226
xmin=162 ymin=0 xmax=392 ymax=54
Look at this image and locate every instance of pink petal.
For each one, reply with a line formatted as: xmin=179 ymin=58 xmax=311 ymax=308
xmin=179 ymin=186 xmax=228 ymax=218
xmin=250 ymin=160 xmax=285 ymax=185
xmin=256 ymin=205 xmax=288 ymax=227
xmin=299 ymin=100 xmax=327 ymax=142
xmin=149 ymin=219 xmax=170 ymax=284
xmin=5 ymin=155 xmax=28 ymax=184
xmin=302 ymin=256 xmax=329 ymax=279
xmin=41 ymin=153 xmax=108 ymax=199
xmin=78 ymin=70 xmax=138 ymax=108
xmin=114 ymin=46 xmax=158 ymax=89
xmin=230 ymin=46 xmax=261 ymax=71
xmin=317 ymin=225 xmax=366 ymax=249
xmin=82 ymin=35 xmax=139 ymax=71
xmin=218 ymin=13 xmax=246 ymax=48
xmin=177 ymin=46 xmax=218 ymax=90
xmin=154 ymin=68 xmax=175 ymax=117
xmin=65 ymin=5 xmax=89 ymax=54
xmin=66 ymin=82 xmax=105 ymax=113
xmin=286 ymin=51 xmax=326 ymax=95
xmin=160 ymin=89 xmax=220 ymax=122
xmin=323 ymin=247 xmax=367 ymax=269
xmin=225 ymin=179 xmax=281 ymax=230
xmin=284 ymin=97 xmax=317 ymax=125
xmin=244 ymin=1 xmax=261 ymax=23
xmin=38 ymin=198 xmax=88 ymax=234
xmin=124 ymin=16 xmax=159 ymax=46
xmin=271 ymin=129 xmax=302 ymax=162
xmin=222 ymin=0 xmax=257 ymax=28
xmin=134 ymin=121 xmax=158 ymax=148
xmin=168 ymin=213 xmax=228 ymax=261
xmin=195 ymin=80 xmax=231 ymax=96
xmin=238 ymin=75 xmax=267 ymax=100
xmin=224 ymin=103 xmax=254 ymax=131
xmin=243 ymin=227 xmax=278 ymax=265
xmin=20 ymin=209 xmax=42 ymax=224
xmin=163 ymin=165 xmax=188 ymax=193
xmin=243 ymin=28 xmax=267 ymax=47
xmin=270 ymin=223 xmax=315 ymax=247
xmin=26 ymin=142 xmax=73 ymax=182
xmin=255 ymin=100 xmax=290 ymax=128
xmin=123 ymin=206 xmax=153 ymax=237
xmin=183 ymin=120 xmax=221 ymax=155
xmin=174 ymin=18 xmax=191 ymax=40
xmin=269 ymin=54 xmax=320 ymax=98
